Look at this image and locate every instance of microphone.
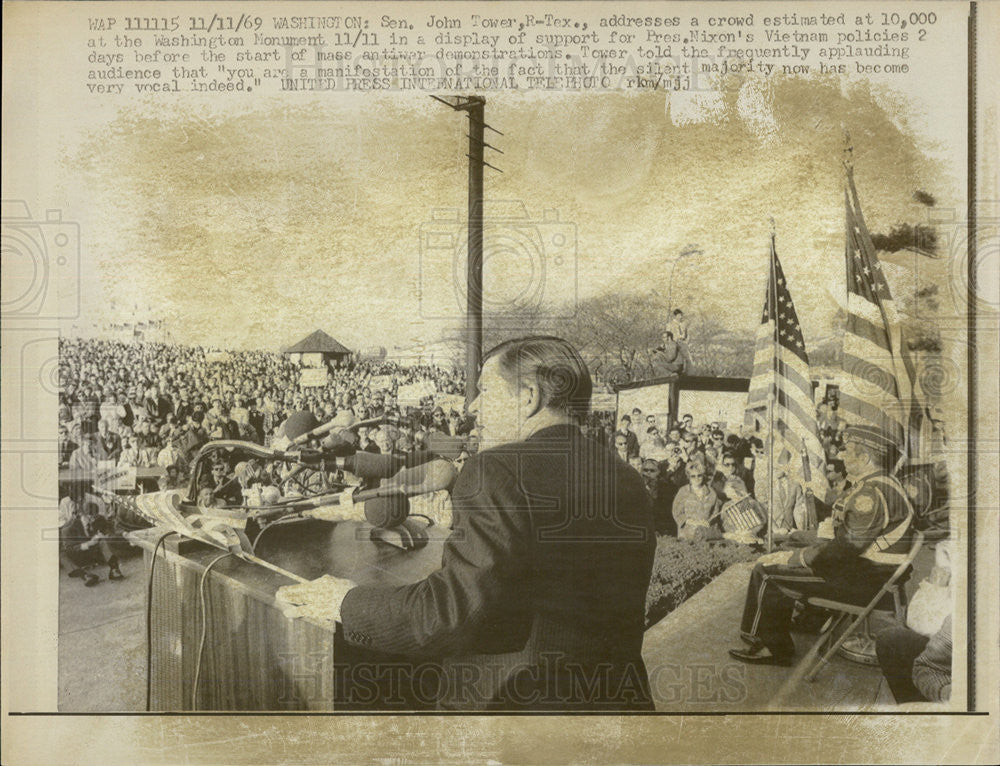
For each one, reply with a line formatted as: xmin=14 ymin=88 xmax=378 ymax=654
xmin=341 ymin=451 xmax=407 ymax=479
xmin=253 ymin=458 xmax=458 ymax=522
xmin=319 ymin=429 xmax=358 ymax=456
xmin=363 ymin=494 xmax=411 ymax=528
xmin=343 ymin=450 xmax=448 ymax=479
xmin=424 ymin=432 xmax=468 ymax=459
xmin=294 ymin=414 xmax=389 ymax=446
xmin=381 ymin=459 xmax=459 ymax=497
xmin=341 ymin=434 xmax=469 ymax=479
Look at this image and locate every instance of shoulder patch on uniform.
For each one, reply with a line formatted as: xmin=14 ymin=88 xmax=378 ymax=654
xmin=851 ymin=491 xmax=876 ymax=514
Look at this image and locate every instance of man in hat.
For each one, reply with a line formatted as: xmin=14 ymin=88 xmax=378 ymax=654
xmin=729 ymin=424 xmax=915 ymax=665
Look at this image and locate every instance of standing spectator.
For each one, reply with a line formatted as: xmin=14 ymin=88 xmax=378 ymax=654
xmin=372 ymin=427 xmax=394 ymax=455
xmin=159 ymin=464 xmax=185 ymax=491
xmin=672 ymin=454 xmax=720 ymax=541
xmin=156 ymin=435 xmax=185 ymax=472
xmin=59 ymin=423 xmax=78 ymax=467
xmin=144 ymin=384 xmax=170 ymax=424
xmin=448 ymin=410 xmax=470 ymax=437
xmin=217 ymin=405 xmax=241 ymax=440
xmin=642 ymin=459 xmax=678 ymax=536
xmin=118 ymin=434 xmax=139 ymax=468
xmin=613 ymin=433 xmax=633 ymax=464
xmin=610 ymin=415 xmax=639 ymax=457
xmin=712 ymin=450 xmax=740 ymax=501
xmin=662 ymin=445 xmax=688 ymax=488
xmin=68 ymin=434 xmax=103 ymax=477
xmin=96 ymin=419 xmax=121 ymax=463
xmin=428 ymin=407 xmax=450 ymax=435
xmin=357 ymin=425 xmax=380 ymax=454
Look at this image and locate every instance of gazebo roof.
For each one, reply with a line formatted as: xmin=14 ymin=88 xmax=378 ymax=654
xmin=283 ymin=330 xmax=351 ymax=355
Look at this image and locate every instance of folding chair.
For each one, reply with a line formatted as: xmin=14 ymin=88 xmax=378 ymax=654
xmin=803 ymin=530 xmax=924 ymax=682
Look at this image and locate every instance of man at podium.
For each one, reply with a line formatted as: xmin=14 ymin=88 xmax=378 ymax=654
xmin=326 ymin=336 xmax=658 ymax=710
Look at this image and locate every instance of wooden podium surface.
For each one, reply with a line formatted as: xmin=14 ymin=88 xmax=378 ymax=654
xmin=130 ymin=519 xmax=445 ymax=711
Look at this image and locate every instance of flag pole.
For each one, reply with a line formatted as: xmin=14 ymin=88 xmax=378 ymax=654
xmin=767 ymin=392 xmax=775 ymax=554
xmin=767 ymin=220 xmax=778 ymax=554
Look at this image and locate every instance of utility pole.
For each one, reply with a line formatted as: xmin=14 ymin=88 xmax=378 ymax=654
xmin=430 ymin=95 xmax=502 ymax=410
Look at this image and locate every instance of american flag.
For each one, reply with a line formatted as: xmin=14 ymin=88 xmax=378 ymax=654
xmin=746 ymin=235 xmax=827 ymax=475
xmin=838 ymin=167 xmax=921 ymax=459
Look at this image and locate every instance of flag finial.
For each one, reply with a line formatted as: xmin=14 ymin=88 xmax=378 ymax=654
xmin=769 ymin=217 xmax=777 ymax=237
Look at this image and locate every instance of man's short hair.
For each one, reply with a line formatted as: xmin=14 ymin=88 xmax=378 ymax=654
xmin=484 ymin=336 xmax=592 ymax=416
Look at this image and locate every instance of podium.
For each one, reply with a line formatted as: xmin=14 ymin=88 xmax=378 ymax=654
xmin=129 ymin=519 xmax=444 ymax=710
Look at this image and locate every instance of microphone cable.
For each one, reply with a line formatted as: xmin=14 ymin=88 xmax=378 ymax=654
xmin=145 ymin=530 xmax=177 ymax=712
xmin=191 ymin=551 xmax=235 ymax=710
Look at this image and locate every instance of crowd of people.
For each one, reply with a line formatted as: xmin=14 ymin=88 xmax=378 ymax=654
xmin=58 ymin=338 xmax=468 ymax=472
xmin=57 ymin=337 xmax=472 ymax=584
xmin=57 ymin=336 xmax=853 ymax=582
xmin=57 ymin=334 xmax=950 ymax=708
xmin=582 ymin=398 xmax=852 ymax=544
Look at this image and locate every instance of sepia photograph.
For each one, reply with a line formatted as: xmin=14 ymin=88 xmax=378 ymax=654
xmin=2 ymin=1 xmax=997 ymax=764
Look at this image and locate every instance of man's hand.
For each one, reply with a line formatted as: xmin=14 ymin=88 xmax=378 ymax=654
xmin=275 ymin=574 xmax=358 ymax=625
xmin=816 ymin=518 xmax=835 ymax=540
xmin=757 ymin=550 xmax=795 ymax=566
xmin=304 ymin=501 xmax=353 ymax=523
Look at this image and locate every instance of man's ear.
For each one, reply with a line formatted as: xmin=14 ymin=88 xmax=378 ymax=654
xmin=520 ymin=379 xmax=543 ymax=420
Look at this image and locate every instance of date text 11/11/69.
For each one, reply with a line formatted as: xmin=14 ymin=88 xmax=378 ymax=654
xmin=88 ymin=16 xmax=265 ymax=33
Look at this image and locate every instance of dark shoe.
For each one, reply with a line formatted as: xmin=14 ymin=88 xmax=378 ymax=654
xmin=84 ymin=573 xmax=100 ymax=587
xmin=728 ymin=646 xmax=793 ymax=666
xmin=68 ymin=568 xmax=85 ymax=579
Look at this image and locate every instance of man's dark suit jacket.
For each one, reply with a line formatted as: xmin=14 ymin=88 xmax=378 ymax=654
xmin=340 ymin=423 xmax=657 ymax=710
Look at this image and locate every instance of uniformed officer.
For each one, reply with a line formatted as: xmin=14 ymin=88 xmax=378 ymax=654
xmin=728 ymin=424 xmax=915 ymax=665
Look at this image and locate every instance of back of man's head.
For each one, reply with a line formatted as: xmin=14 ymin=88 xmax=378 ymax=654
xmin=484 ymin=336 xmax=592 ymax=417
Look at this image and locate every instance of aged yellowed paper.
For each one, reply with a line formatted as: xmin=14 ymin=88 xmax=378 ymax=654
xmin=2 ymin=1 xmax=997 ymax=763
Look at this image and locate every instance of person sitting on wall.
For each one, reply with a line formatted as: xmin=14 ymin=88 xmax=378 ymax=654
xmin=651 ymin=331 xmax=687 ymax=376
